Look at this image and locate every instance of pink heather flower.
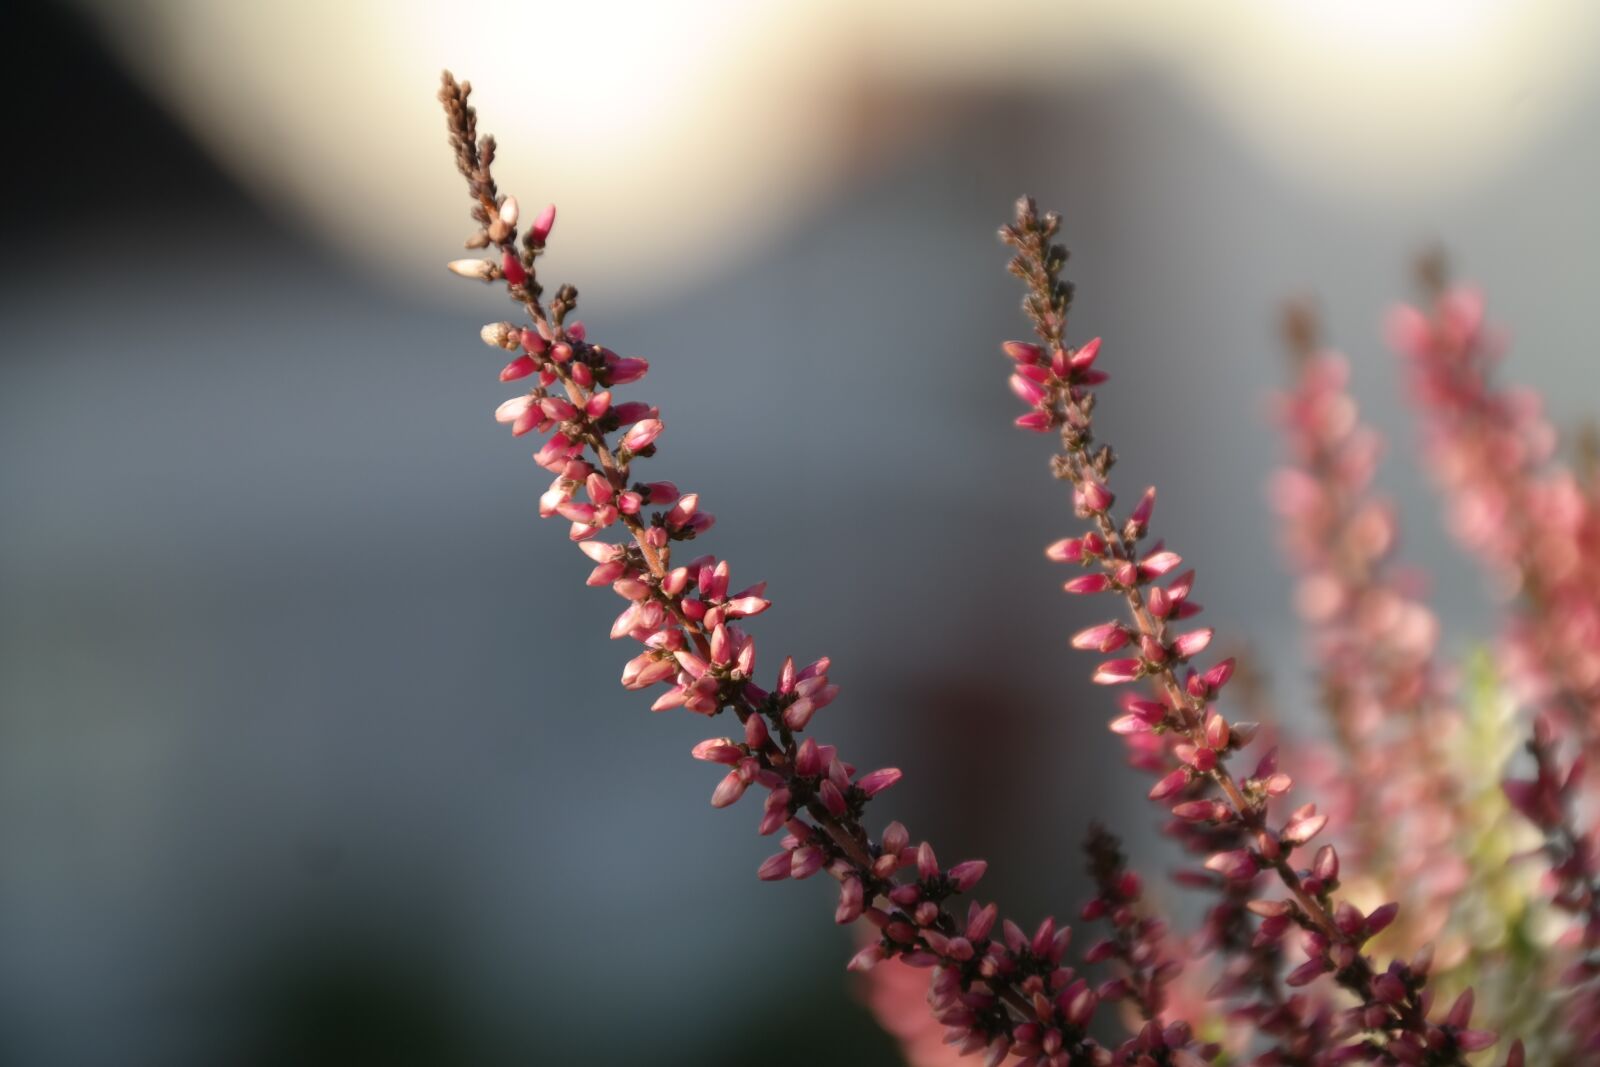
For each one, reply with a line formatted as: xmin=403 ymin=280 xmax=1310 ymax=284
xmin=439 ymin=76 xmax=1519 ymax=1063
xmin=1268 ymin=327 xmax=1471 ymax=958
xmin=997 ymin=196 xmax=1492 ymax=1063
xmin=1389 ymin=285 xmax=1600 ymax=742
xmin=531 ymin=202 xmax=556 ymax=245
xmin=621 ymin=418 xmax=662 ymax=451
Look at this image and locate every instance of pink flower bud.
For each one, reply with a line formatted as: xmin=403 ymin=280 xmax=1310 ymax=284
xmin=1129 ymin=487 xmax=1155 ymax=527
xmin=623 ymin=419 xmax=663 ymax=451
xmin=1139 ymin=550 xmax=1182 ymax=578
xmin=710 ymin=771 xmax=747 ymax=808
xmin=531 ymin=203 xmax=557 ymax=244
xmin=606 ymin=357 xmax=650 ymax=384
xmin=494 ymin=395 xmax=533 ymax=424
xmin=1092 ymin=659 xmax=1142 ymax=685
xmin=1009 ymin=373 xmax=1047 ymax=406
xmin=1281 ymin=809 xmax=1327 ymax=846
xmin=1204 ymin=849 xmax=1258 ymax=881
xmin=499 ymin=355 xmax=538 ymax=381
xmin=948 ymin=859 xmax=987 ymax=892
xmin=1071 ymin=622 xmax=1129 ymax=652
xmin=1002 ymin=340 xmax=1044 ymax=364
xmin=795 ymin=738 xmax=822 ymax=777
xmin=1170 ymin=628 xmax=1213 ymax=658
xmin=1078 ymin=481 xmax=1114 ymax=513
xmin=501 ymin=251 xmax=527 ymax=286
xmin=1069 ymin=337 xmax=1102 ymax=370
xmin=857 ymin=768 xmax=902 ymax=797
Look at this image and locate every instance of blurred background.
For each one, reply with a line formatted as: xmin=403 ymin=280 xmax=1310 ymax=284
xmin=3 ymin=1 xmax=1599 ymax=1063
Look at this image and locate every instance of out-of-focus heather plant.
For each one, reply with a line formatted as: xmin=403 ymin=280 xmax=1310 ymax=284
xmin=429 ymin=75 xmax=1600 ymax=1064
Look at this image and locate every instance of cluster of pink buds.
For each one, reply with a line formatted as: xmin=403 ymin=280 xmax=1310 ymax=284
xmin=1502 ymin=718 xmax=1600 ymax=1056
xmin=998 ymin=197 xmax=1499 ymax=1065
xmin=1267 ymin=312 xmax=1469 ymax=960
xmin=1389 ymin=276 xmax=1600 ymax=1057
xmin=1080 ymin=825 xmax=1183 ymax=1026
xmin=1387 ymin=281 xmax=1600 ymax=750
xmin=439 ymin=73 xmax=1247 ymax=1067
xmin=434 ymin=74 xmax=1555 ymax=1066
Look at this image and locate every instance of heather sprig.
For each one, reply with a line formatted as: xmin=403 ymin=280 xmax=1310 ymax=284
xmin=1268 ymin=305 xmax=1470 ymax=962
xmin=1387 ymin=271 xmax=1600 ymax=752
xmin=1080 ymin=824 xmax=1182 ymax=1026
xmin=438 ymin=73 xmax=1224 ymax=1067
xmin=1389 ymin=269 xmax=1600 ymax=1057
xmin=431 ymin=71 xmax=1553 ymax=1066
xmin=1502 ymin=718 xmax=1600 ymax=1058
xmin=998 ymin=197 xmax=1497 ymax=1063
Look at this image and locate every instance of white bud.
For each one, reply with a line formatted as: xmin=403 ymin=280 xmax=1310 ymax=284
xmin=480 ymin=322 xmax=516 ymax=349
xmin=447 ymin=258 xmax=494 ymax=280
xmin=499 ymin=196 xmax=519 ymax=226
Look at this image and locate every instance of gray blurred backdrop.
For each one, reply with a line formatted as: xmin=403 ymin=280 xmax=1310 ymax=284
xmin=4 ymin=2 xmax=1599 ymax=1064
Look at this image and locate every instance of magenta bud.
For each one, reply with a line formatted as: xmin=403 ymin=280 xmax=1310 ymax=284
xmin=1313 ymin=845 xmax=1339 ymax=882
xmin=795 ymin=738 xmax=822 ymax=777
xmin=790 ymin=845 xmax=824 ymax=880
xmin=606 ymin=356 xmax=650 ymax=384
xmin=1203 ymin=849 xmax=1258 ymax=882
xmin=499 ymin=355 xmax=538 ymax=381
xmin=531 ymin=203 xmax=556 ymax=244
xmin=1171 ymin=628 xmax=1213 ymax=659
xmin=1129 ymin=486 xmax=1155 ymax=527
xmin=1364 ymin=902 xmax=1399 ymax=937
xmin=948 ymin=860 xmax=988 ymax=892
xmin=1149 ymin=769 xmax=1189 ymax=801
xmin=1281 ymin=809 xmax=1328 ymax=846
xmin=1069 ymin=337 xmax=1102 ymax=370
xmin=1078 ymin=481 xmax=1114 ymax=513
xmin=1002 ymin=340 xmax=1044 ymax=364
xmin=858 ymin=767 xmax=902 ymax=797
xmin=1072 ymin=622 xmax=1129 ymax=652
xmin=623 ymin=419 xmax=663 ymax=451
xmin=1064 ymin=574 xmax=1113 ymax=595
xmin=691 ymin=737 xmax=742 ymax=764
xmin=710 ymin=771 xmax=747 ymax=808
xmin=1139 ymin=550 xmax=1182 ymax=577
xmin=818 ymin=780 xmax=847 ymax=816
xmin=835 ymin=877 xmax=864 ymax=924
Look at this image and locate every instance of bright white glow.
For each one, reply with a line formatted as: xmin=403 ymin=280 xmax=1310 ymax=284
xmin=1277 ymin=0 xmax=1505 ymax=50
xmin=74 ymin=0 xmax=1600 ymax=300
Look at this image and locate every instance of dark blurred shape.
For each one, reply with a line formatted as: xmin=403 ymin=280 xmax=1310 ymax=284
xmin=233 ymin=931 xmax=477 ymax=1067
xmin=0 ymin=0 xmax=248 ymax=245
